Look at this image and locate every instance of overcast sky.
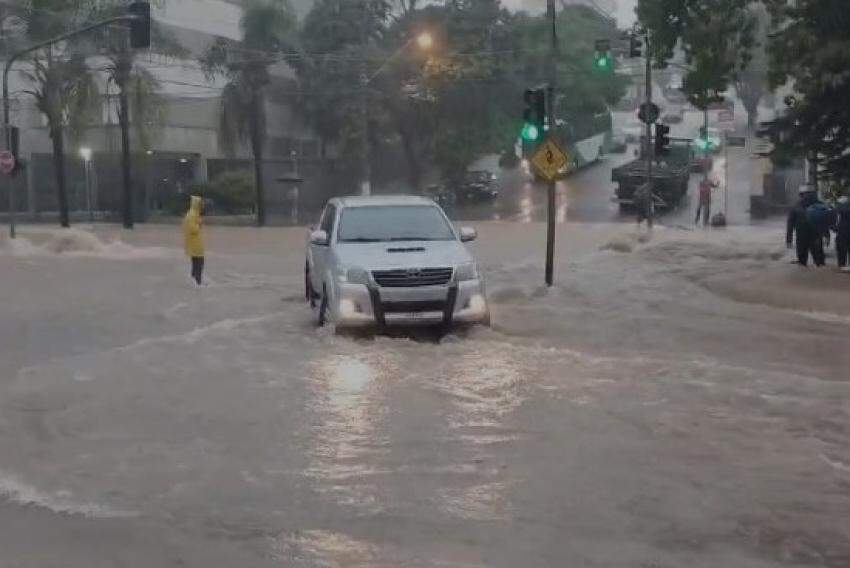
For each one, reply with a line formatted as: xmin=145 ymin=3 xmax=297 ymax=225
xmin=502 ymin=0 xmax=637 ymax=28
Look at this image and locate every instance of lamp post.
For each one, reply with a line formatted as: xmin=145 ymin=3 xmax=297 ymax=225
xmin=359 ymin=31 xmax=433 ymax=196
xmin=79 ymin=147 xmax=93 ymax=222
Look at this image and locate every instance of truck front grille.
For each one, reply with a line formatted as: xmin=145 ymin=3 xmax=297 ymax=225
xmin=371 ymin=267 xmax=453 ymax=288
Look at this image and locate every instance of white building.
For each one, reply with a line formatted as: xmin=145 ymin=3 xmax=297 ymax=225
xmin=1 ymin=0 xmax=325 ymax=220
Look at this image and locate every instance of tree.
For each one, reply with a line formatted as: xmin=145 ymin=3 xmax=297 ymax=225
xmin=734 ymin=3 xmax=769 ymax=129
xmin=638 ymin=0 xmax=755 ymax=111
xmin=295 ymin=0 xmax=391 ymax=187
xmin=87 ymin=1 xmax=183 ymax=227
xmin=201 ymin=0 xmax=296 ymax=226
xmin=760 ymin=0 xmax=850 ymax=186
xmin=13 ymin=0 xmax=98 ymax=228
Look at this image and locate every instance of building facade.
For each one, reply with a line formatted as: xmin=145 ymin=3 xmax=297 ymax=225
xmin=1 ymin=0 xmax=329 ymax=222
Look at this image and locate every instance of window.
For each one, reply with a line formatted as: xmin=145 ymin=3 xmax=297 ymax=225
xmin=337 ymin=205 xmax=455 ymax=243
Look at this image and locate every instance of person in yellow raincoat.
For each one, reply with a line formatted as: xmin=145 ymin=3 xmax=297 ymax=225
xmin=183 ymin=195 xmax=205 ymax=285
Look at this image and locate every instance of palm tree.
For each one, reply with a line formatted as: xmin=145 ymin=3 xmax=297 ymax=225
xmin=88 ymin=1 xmax=183 ymax=228
xmin=15 ymin=1 xmax=97 ymax=228
xmin=201 ymin=0 xmax=296 ymax=226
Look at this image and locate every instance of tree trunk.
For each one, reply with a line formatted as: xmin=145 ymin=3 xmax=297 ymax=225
xmin=50 ymin=123 xmax=70 ymax=228
xmin=398 ymin=121 xmax=421 ymax=191
xmin=117 ymin=71 xmax=134 ymax=228
xmin=250 ymin=92 xmax=266 ymax=226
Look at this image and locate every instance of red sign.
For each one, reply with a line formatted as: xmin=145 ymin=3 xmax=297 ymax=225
xmin=0 ymin=150 xmax=15 ymax=175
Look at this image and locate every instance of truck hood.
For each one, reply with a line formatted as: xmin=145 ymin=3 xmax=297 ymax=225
xmin=333 ymin=240 xmax=473 ymax=270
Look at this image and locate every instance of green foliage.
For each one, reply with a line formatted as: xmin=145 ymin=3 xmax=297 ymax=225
xmin=295 ymin=0 xmax=625 ymax=185
xmin=734 ymin=3 xmax=769 ymax=128
xmin=205 ymin=171 xmax=256 ymax=213
xmin=638 ymin=0 xmax=755 ymax=110
xmin=201 ymin=0 xmax=297 ymax=224
xmin=760 ymin=0 xmax=850 ymax=186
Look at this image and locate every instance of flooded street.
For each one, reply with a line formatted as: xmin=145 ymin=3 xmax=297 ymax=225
xmin=1 ymin=223 xmax=849 ymax=567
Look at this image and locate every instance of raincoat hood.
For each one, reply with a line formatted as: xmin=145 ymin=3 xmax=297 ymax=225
xmin=188 ymin=195 xmax=203 ymax=215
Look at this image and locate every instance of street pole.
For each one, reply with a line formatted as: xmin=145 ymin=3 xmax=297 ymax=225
xmin=724 ymin=132 xmax=729 ymax=217
xmin=359 ymin=72 xmax=371 ymax=196
xmin=644 ymin=29 xmax=654 ymax=228
xmin=544 ymin=0 xmax=558 ymax=287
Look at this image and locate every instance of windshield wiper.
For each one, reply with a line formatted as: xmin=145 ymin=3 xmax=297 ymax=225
xmin=340 ymin=237 xmax=383 ymax=242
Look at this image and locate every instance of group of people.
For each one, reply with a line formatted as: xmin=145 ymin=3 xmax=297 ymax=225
xmin=786 ymin=188 xmax=850 ymax=271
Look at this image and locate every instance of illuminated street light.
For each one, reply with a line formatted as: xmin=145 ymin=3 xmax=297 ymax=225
xmin=416 ymin=32 xmax=433 ymax=51
xmin=79 ymin=147 xmax=92 ymax=161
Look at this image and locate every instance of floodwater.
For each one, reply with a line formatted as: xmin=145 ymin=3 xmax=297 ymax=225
xmin=1 ymin=223 xmax=848 ymax=567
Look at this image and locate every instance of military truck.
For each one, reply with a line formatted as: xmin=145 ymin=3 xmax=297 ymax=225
xmin=612 ymin=137 xmax=692 ymax=211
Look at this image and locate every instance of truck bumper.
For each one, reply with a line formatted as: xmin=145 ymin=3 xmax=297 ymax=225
xmin=333 ymin=280 xmax=489 ymax=328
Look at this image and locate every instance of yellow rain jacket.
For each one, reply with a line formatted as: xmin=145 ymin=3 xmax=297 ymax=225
xmin=183 ymin=195 xmax=205 ymax=257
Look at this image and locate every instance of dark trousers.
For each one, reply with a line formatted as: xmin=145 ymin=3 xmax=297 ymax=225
xmin=695 ymin=200 xmax=710 ymax=226
xmin=796 ymin=233 xmax=825 ymax=267
xmin=190 ymin=256 xmax=204 ymax=285
xmin=837 ymin=233 xmax=850 ymax=268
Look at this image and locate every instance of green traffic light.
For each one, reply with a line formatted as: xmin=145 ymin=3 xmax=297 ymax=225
xmin=595 ymin=55 xmax=610 ymax=69
xmin=694 ymin=137 xmax=714 ymax=151
xmin=521 ymin=123 xmax=540 ymax=141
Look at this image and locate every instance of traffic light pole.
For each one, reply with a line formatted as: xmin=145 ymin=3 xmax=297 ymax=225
xmin=644 ymin=30 xmax=654 ymax=228
xmin=544 ymin=0 xmax=558 ymax=286
xmin=3 ymin=11 xmax=147 ymax=238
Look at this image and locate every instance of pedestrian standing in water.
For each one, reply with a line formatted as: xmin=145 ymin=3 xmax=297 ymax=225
xmin=183 ymin=195 xmax=205 ymax=285
xmin=786 ymin=188 xmax=825 ymax=267
xmin=695 ymin=177 xmax=717 ymax=226
xmin=834 ymin=195 xmax=850 ymax=272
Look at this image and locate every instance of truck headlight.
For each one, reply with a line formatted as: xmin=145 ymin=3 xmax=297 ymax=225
xmin=455 ymin=262 xmax=478 ymax=281
xmin=339 ymin=267 xmax=369 ymax=285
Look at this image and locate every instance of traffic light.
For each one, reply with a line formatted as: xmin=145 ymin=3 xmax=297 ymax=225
xmin=629 ymin=35 xmax=642 ymax=58
xmin=654 ymin=123 xmax=670 ymax=155
xmin=521 ymin=88 xmax=546 ymax=142
xmin=594 ymin=39 xmax=612 ymax=70
xmin=128 ymin=1 xmax=151 ymax=49
xmin=694 ymin=126 xmax=714 ymax=151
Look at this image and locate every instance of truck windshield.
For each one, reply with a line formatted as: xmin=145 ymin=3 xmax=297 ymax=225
xmin=337 ymin=205 xmax=456 ymax=242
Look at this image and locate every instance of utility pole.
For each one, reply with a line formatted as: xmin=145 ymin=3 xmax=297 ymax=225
xmin=544 ymin=0 xmax=558 ymax=286
xmin=359 ymin=0 xmax=371 ymax=196
xmin=644 ymin=29 xmax=654 ymax=228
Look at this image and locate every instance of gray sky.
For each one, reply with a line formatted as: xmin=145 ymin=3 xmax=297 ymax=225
xmin=503 ymin=0 xmax=637 ymax=28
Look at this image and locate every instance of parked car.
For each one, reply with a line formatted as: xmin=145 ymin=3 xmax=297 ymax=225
xmin=454 ymin=170 xmax=499 ymax=202
xmin=305 ymin=196 xmax=490 ymax=330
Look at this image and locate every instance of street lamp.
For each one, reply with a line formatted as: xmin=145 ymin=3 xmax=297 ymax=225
xmin=79 ymin=147 xmax=93 ymax=222
xmin=359 ymin=30 xmax=433 ymax=196
xmin=416 ymin=32 xmax=433 ymax=51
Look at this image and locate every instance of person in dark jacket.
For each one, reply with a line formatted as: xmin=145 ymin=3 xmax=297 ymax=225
xmin=835 ymin=195 xmax=850 ymax=271
xmin=787 ymin=189 xmax=825 ymax=266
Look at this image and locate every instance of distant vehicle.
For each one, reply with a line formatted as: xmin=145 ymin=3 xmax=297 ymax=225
xmin=424 ymin=184 xmax=456 ymax=210
xmin=454 ymin=170 xmax=499 ymax=202
xmin=621 ymin=119 xmax=644 ymax=143
xmin=612 ymin=137 xmax=692 ymax=211
xmin=305 ymin=195 xmax=490 ymax=329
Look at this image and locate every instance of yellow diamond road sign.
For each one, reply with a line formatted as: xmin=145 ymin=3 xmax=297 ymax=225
xmin=530 ymin=137 xmax=568 ymax=181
